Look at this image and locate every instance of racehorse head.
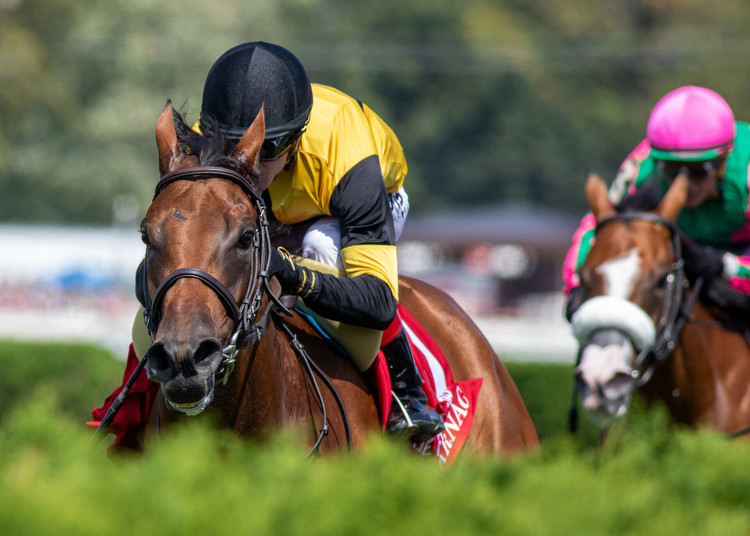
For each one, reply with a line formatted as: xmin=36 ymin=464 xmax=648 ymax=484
xmin=571 ymin=172 xmax=688 ymax=427
xmin=139 ymin=102 xmax=267 ymax=415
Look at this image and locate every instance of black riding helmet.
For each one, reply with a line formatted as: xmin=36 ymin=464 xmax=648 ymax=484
xmin=202 ymin=42 xmax=313 ymax=158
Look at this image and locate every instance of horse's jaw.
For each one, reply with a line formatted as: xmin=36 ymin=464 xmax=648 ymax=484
xmin=161 ymin=375 xmax=215 ymax=416
xmin=575 ymin=335 xmax=637 ymax=428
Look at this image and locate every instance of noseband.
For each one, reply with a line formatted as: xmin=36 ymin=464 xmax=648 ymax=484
xmin=140 ymin=166 xmax=287 ymax=384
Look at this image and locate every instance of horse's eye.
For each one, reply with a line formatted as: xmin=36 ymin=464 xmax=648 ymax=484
xmin=140 ymin=228 xmax=152 ymax=249
xmin=237 ymin=230 xmax=255 ymax=251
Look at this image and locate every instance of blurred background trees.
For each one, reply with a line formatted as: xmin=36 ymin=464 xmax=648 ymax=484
xmin=2 ymin=0 xmax=750 ymax=224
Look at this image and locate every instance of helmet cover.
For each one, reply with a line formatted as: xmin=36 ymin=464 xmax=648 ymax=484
xmin=647 ymin=86 xmax=735 ymax=161
xmin=202 ymin=42 xmax=313 ymax=141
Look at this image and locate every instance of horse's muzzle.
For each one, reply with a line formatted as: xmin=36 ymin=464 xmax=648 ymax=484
xmin=162 ymin=376 xmax=215 ymax=416
xmin=575 ymin=328 xmax=637 ymax=427
xmin=145 ymin=337 xmax=224 ymax=415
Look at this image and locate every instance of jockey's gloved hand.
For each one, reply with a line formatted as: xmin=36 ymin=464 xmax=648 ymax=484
xmin=266 ymin=247 xmax=395 ymax=329
xmin=681 ymin=235 xmax=725 ymax=283
xmin=267 ymin=247 xmax=318 ymax=298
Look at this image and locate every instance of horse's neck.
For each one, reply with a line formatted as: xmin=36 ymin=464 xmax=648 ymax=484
xmin=652 ymin=302 xmax=750 ymax=430
xmin=218 ymin=323 xmax=308 ymax=435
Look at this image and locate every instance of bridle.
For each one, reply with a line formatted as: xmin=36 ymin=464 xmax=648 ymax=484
xmin=593 ymin=211 xmax=697 ymax=387
xmin=570 ymin=210 xmax=750 ymax=438
xmin=92 ymin=165 xmax=352 ymax=453
xmin=569 ymin=211 xmax=699 ymax=433
xmin=141 ymin=166 xmax=279 ymax=384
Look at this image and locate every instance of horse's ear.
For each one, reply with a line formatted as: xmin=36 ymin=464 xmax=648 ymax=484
xmin=229 ymin=107 xmax=265 ymax=177
xmin=657 ymin=173 xmax=688 ymax=222
xmin=155 ymin=100 xmax=195 ymax=176
xmin=585 ymin=173 xmax=616 ymax=221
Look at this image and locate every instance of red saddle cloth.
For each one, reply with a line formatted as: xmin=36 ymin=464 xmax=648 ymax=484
xmin=392 ymin=306 xmax=483 ymax=466
xmin=89 ymin=305 xmax=482 ymax=465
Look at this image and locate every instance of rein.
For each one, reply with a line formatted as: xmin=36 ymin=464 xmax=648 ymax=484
xmin=92 ymin=166 xmax=352 ymax=453
xmin=274 ymin=310 xmax=354 ymax=454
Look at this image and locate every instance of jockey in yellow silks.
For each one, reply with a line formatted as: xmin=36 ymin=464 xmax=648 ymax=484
xmin=132 ymin=42 xmax=444 ymax=442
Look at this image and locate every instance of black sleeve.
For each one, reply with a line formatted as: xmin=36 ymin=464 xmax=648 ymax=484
xmin=270 ymin=155 xmax=398 ymax=329
xmin=329 ymin=154 xmax=396 ymax=249
xmin=301 ymin=270 xmax=397 ymax=330
xmin=301 ymin=154 xmax=397 ymax=328
xmin=135 ymin=257 xmax=147 ymax=307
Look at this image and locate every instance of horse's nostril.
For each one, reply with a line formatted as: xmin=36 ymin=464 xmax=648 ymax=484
xmin=146 ymin=343 xmax=173 ymax=381
xmin=195 ymin=339 xmax=222 ymax=367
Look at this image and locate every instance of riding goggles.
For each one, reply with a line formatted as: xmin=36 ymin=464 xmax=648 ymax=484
xmin=657 ymin=158 xmax=722 ymax=181
xmin=260 ymin=125 xmax=307 ymax=160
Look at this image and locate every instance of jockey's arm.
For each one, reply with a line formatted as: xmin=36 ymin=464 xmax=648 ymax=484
xmin=562 ymin=214 xmax=596 ymax=295
xmin=271 ymin=155 xmax=399 ymax=330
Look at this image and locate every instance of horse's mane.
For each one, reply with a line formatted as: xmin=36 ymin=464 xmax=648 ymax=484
xmin=172 ymin=108 xmax=259 ymax=184
xmin=615 ymin=182 xmax=662 ymax=214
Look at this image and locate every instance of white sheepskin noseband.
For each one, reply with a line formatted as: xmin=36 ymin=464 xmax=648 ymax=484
xmin=571 ymin=295 xmax=656 ymax=351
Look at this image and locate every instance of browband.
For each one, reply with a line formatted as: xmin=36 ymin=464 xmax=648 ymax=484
xmin=155 ymin=166 xmax=261 ymax=202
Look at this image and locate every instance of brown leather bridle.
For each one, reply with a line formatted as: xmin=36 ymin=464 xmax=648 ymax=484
xmin=93 ymin=165 xmax=351 ymax=453
xmin=134 ymin=165 xmax=350 ymax=453
xmin=140 ymin=166 xmax=284 ymax=382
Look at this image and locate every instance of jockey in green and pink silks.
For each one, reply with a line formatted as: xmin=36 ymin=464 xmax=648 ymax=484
xmin=563 ymin=86 xmax=750 ymax=297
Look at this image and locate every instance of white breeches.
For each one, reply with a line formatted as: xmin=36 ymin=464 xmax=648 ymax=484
xmin=301 ymin=187 xmax=409 ymax=267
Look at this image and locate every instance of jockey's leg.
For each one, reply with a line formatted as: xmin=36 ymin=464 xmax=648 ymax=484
xmin=293 ymin=299 xmax=383 ymax=371
xmin=300 ymin=218 xmax=345 ymax=269
xmin=381 ymin=311 xmax=445 ymax=441
xmin=296 ymin=202 xmax=444 ymax=441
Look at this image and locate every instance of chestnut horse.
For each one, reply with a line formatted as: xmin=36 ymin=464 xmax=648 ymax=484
xmin=138 ymin=103 xmax=538 ymax=456
xmin=570 ymin=173 xmax=750 ymax=436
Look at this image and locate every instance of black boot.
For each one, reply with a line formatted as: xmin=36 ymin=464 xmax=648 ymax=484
xmin=382 ymin=330 xmax=445 ymax=442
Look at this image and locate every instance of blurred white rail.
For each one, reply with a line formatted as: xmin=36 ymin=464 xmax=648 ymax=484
xmin=0 ymin=224 xmax=578 ymax=362
xmin=0 ymin=304 xmax=577 ymax=363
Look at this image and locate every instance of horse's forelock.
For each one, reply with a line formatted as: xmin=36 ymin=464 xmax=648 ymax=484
xmin=615 ymin=182 xmax=662 ymax=214
xmin=173 ymin=110 xmax=259 ymax=184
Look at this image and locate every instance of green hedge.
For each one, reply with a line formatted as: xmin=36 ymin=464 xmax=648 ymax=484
xmin=504 ymin=360 xmax=603 ymax=447
xmin=0 ymin=339 xmax=629 ymax=443
xmin=3 ymin=340 xmax=750 ymax=535
xmin=2 ymin=394 xmax=750 ymax=535
xmin=0 ymin=339 xmax=582 ymax=439
xmin=0 ymin=340 xmax=124 ymax=424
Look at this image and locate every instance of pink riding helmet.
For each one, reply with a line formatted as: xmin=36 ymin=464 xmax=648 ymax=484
xmin=647 ymin=86 xmax=736 ymax=161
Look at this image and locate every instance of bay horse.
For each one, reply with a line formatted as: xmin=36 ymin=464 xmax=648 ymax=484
xmin=138 ymin=102 xmax=538 ymax=456
xmin=570 ymin=172 xmax=750 ymax=437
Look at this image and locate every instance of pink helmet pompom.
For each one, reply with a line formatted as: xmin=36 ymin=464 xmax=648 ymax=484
xmin=647 ymin=86 xmax=736 ymax=161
